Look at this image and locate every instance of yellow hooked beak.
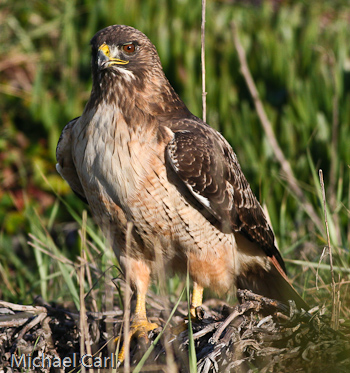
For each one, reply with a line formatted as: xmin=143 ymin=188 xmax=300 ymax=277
xmin=97 ymin=43 xmax=129 ymax=69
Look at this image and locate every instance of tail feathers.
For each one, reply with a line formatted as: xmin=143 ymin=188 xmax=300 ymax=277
xmin=236 ymin=255 xmax=308 ymax=310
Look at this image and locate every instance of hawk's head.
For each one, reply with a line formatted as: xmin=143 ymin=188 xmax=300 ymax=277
xmin=89 ymin=25 xmax=189 ymax=117
xmin=90 ymin=25 xmax=162 ymax=85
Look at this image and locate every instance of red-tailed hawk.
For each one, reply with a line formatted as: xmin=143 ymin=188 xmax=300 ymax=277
xmin=56 ymin=24 xmax=307 ymax=359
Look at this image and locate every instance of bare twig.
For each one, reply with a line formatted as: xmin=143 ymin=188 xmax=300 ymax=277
xmin=237 ymin=289 xmax=289 ymax=312
xmin=210 ymin=301 xmax=257 ymax=343
xmin=0 ymin=315 xmax=33 ymax=328
xmin=231 ymin=22 xmax=322 ymax=230
xmin=0 ymin=301 xmax=47 ymax=314
xmin=17 ymin=312 xmax=47 ymax=341
xmin=201 ymin=0 xmax=207 ymax=122
xmin=318 ymin=170 xmax=337 ymax=329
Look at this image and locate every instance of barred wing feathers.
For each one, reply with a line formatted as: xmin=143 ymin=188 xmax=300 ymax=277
xmin=165 ymin=118 xmax=286 ymax=273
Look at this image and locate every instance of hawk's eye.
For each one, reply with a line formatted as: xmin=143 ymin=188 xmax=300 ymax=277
xmin=123 ymin=43 xmax=136 ymax=54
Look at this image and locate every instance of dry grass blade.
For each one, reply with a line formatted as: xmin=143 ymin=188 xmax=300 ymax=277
xmin=28 ymin=233 xmax=75 ymax=266
xmin=79 ymin=210 xmax=88 ymax=372
xmin=318 ymin=169 xmax=337 ymax=329
xmin=78 ymin=230 xmax=99 ymax=314
xmin=231 ymin=21 xmax=322 ymax=230
xmin=153 ymin=238 xmax=177 ymax=372
xmin=122 ymin=221 xmax=133 ymax=372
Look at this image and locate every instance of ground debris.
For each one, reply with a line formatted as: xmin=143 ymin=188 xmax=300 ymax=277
xmin=0 ymin=290 xmax=349 ymax=372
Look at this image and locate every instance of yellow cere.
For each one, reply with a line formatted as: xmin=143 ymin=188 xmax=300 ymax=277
xmin=98 ymin=43 xmax=110 ymax=56
xmin=98 ymin=42 xmax=129 ymax=65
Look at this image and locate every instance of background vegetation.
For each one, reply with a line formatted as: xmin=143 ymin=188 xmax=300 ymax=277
xmin=1 ymin=0 xmax=349 ymax=323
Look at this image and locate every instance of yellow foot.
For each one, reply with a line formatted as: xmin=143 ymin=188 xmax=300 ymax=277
xmin=190 ymin=305 xmax=205 ymax=319
xmin=116 ymin=318 xmax=159 ymax=364
xmin=171 ymin=307 xmax=204 ymax=335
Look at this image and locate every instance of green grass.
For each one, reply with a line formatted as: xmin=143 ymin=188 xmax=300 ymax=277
xmin=0 ymin=0 xmax=349 ymax=356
